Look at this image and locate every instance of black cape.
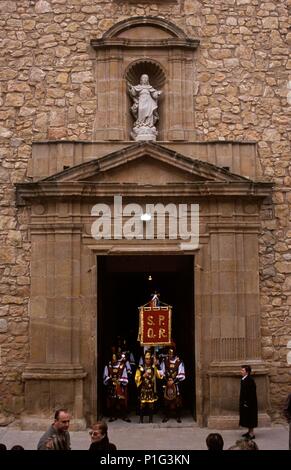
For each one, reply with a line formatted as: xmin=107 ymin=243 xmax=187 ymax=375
xmin=239 ymin=374 xmax=258 ymax=428
xmin=89 ymin=436 xmax=117 ymax=452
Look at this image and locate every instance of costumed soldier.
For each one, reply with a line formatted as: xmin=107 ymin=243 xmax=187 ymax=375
xmin=116 ymin=338 xmax=136 ymax=378
xmin=162 ymin=377 xmax=182 ymax=423
xmin=139 ymin=346 xmax=159 ymax=367
xmin=103 ymin=352 xmax=131 ymax=422
xmin=161 ymin=346 xmax=185 ymax=422
xmin=135 ymin=350 xmax=163 ymax=423
xmin=118 ymin=338 xmax=137 ymax=411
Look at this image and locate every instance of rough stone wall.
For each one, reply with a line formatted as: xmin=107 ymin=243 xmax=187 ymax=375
xmin=0 ymin=0 xmax=290 ymax=423
xmin=185 ymin=0 xmax=291 ymax=423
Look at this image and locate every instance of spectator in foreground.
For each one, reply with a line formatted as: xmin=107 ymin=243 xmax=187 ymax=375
xmin=88 ymin=421 xmax=117 ymax=451
xmin=206 ymin=433 xmax=224 ymax=450
xmin=37 ymin=408 xmax=71 ymax=450
xmin=10 ymin=445 xmax=25 ymax=450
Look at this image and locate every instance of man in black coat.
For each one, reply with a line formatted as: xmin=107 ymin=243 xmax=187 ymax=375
xmin=239 ymin=365 xmax=258 ymax=440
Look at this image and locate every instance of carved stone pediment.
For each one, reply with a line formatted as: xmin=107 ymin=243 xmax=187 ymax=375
xmin=40 ymin=142 xmax=249 ymax=184
xmin=16 ymin=142 xmax=272 ymax=203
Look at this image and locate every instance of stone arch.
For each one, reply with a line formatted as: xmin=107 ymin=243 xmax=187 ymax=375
xmin=90 ymin=16 xmax=199 ymax=141
xmin=124 ymin=59 xmax=166 ymax=90
xmin=103 ymin=16 xmax=187 ymax=39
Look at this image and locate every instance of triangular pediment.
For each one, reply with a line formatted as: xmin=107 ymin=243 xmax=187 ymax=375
xmin=41 ymin=142 xmax=249 ymax=185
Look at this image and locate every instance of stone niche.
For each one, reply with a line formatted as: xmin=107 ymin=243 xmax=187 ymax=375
xmin=90 ymin=17 xmax=199 ymax=142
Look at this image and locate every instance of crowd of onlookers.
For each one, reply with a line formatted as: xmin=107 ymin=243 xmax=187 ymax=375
xmin=0 ymin=443 xmax=24 ymax=450
xmin=0 ymin=389 xmax=290 ymax=451
xmin=0 ymin=427 xmax=259 ymax=451
xmin=205 ymin=432 xmax=259 ymax=450
xmin=0 ymin=430 xmax=260 ymax=451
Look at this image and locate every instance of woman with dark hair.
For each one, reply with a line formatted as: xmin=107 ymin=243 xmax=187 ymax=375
xmin=206 ymin=433 xmax=224 ymax=451
xmin=239 ymin=365 xmax=258 ymax=440
xmin=88 ymin=421 xmax=117 ymax=452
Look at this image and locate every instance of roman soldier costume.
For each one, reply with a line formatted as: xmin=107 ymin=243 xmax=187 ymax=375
xmin=161 ymin=347 xmax=185 ymax=422
xmin=135 ymin=351 xmax=163 ymax=423
xmin=103 ymin=353 xmax=131 ymax=422
xmin=162 ymin=377 xmax=182 ymax=423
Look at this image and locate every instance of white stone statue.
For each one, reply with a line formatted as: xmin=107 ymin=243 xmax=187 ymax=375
xmin=128 ymin=74 xmax=162 ymax=141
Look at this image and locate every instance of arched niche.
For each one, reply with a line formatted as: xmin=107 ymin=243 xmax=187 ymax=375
xmin=91 ymin=17 xmax=199 ymax=142
xmin=124 ymin=59 xmax=166 ymax=140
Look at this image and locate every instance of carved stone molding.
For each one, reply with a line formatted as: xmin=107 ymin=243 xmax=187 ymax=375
xmin=125 ymin=59 xmax=166 ymax=89
xmin=22 ymin=364 xmax=87 ymax=380
xmin=16 ymin=142 xmax=273 ymax=204
xmin=90 ymin=17 xmax=199 ymax=141
xmin=17 ymin=141 xmax=273 ymax=428
xmin=101 ymin=16 xmax=189 ymax=40
xmin=28 ymin=140 xmax=262 ymax=181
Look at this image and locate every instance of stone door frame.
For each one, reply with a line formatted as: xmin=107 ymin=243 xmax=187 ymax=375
xmin=91 ymin=245 xmax=199 ymax=423
xmin=16 ymin=141 xmax=272 ymax=429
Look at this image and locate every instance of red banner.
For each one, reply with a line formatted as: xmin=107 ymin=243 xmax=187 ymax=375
xmin=138 ymin=306 xmax=172 ymax=346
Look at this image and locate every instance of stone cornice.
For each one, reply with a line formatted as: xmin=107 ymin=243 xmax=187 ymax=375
xmin=207 ymin=223 xmax=261 ymax=233
xmin=32 ymin=142 xmax=256 ymax=184
xmin=102 ymin=16 xmax=188 ymax=40
xmin=16 ymin=181 xmax=273 ymax=205
xmin=31 ymin=139 xmax=258 ymax=145
xmin=207 ymin=360 xmax=270 ymax=377
xmin=29 ymin=224 xmax=83 ymax=234
xmin=90 ymin=38 xmax=200 ymax=51
xmin=22 ymin=364 xmax=87 ymax=381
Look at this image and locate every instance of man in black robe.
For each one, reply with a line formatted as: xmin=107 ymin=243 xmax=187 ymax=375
xmin=239 ymin=364 xmax=258 ymax=440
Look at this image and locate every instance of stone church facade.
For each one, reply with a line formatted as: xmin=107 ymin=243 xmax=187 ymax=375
xmin=0 ymin=1 xmax=290 ymax=429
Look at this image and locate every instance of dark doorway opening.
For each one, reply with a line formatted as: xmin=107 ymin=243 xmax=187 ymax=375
xmin=97 ymin=254 xmax=195 ymax=420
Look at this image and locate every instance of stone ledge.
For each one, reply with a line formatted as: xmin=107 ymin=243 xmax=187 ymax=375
xmin=20 ymin=416 xmax=86 ymax=431
xmin=208 ymin=360 xmax=270 ymax=377
xmin=207 ymin=413 xmax=271 ymax=430
xmin=22 ymin=364 xmax=87 ymax=381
